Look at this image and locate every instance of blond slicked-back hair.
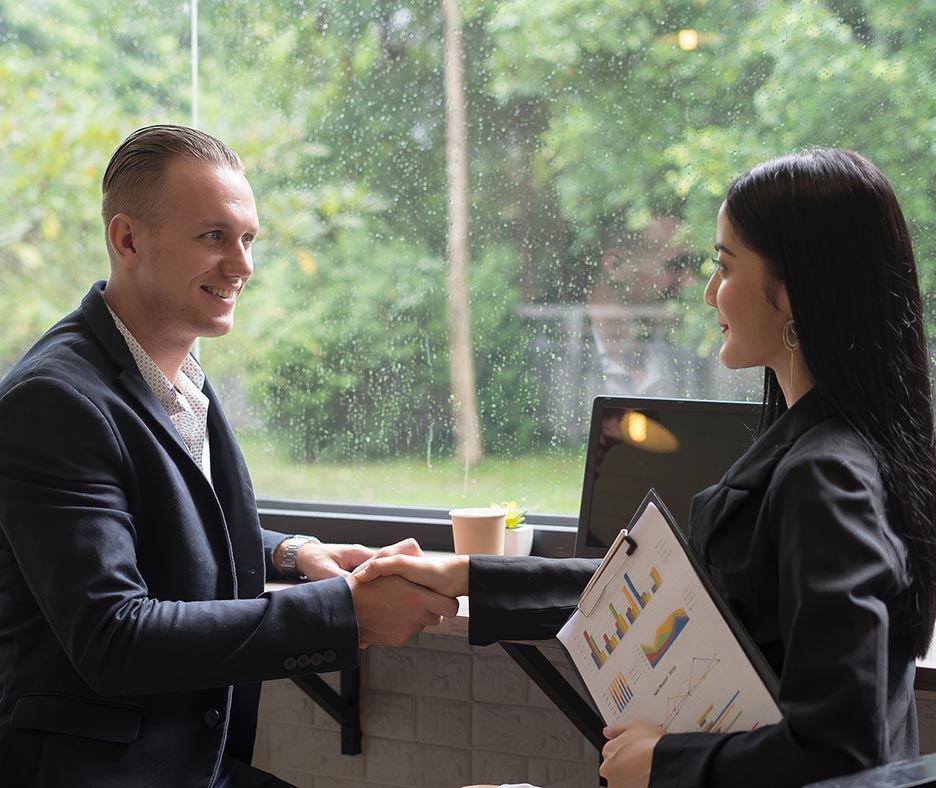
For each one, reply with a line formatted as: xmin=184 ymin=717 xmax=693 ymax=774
xmin=101 ymin=124 xmax=244 ymax=259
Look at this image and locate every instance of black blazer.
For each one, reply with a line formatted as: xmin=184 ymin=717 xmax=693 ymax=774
xmin=0 ymin=283 xmax=359 ymax=787
xmin=468 ymin=389 xmax=918 ymax=787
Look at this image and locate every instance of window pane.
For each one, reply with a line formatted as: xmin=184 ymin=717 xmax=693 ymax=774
xmin=0 ymin=0 xmax=189 ymax=356
xmin=5 ymin=1 xmax=934 ymax=516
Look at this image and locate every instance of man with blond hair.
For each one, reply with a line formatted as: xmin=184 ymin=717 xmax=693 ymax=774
xmin=0 ymin=124 xmax=456 ymax=787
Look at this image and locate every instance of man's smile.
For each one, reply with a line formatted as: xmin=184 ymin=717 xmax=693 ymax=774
xmin=202 ymin=285 xmax=240 ymax=299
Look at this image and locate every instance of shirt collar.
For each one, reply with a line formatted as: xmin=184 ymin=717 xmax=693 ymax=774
xmin=103 ymin=301 xmax=205 ymax=402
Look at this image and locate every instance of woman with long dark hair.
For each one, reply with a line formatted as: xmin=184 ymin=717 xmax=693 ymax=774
xmin=722 ymin=148 xmax=936 ymax=661
xmin=357 ymin=149 xmax=936 ymax=787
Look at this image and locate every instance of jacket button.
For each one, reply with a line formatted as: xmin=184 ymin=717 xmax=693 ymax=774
xmin=296 ymin=654 xmax=311 ymax=668
xmin=283 ymin=657 xmax=297 ymax=670
xmin=204 ymin=709 xmax=221 ymax=728
xmin=310 ymin=652 xmax=323 ymax=667
xmin=323 ymin=649 xmax=337 ymax=664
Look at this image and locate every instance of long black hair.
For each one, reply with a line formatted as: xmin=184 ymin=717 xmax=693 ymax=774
xmin=724 ymin=149 xmax=936 ymax=656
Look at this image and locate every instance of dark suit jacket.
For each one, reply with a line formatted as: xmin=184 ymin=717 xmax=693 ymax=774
xmin=0 ymin=283 xmax=359 ymax=787
xmin=468 ymin=389 xmax=919 ymax=787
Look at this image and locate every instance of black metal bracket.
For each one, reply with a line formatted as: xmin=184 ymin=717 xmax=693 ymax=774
xmin=500 ymin=641 xmax=605 ymax=753
xmin=291 ymin=668 xmax=362 ymax=755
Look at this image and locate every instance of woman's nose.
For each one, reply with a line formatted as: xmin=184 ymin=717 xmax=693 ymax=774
xmin=703 ymin=270 xmax=718 ymax=308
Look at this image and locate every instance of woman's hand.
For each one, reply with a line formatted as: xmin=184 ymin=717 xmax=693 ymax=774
xmin=353 ymin=552 xmax=470 ymax=598
xmin=293 ymin=537 xmax=424 ymax=581
xmin=599 ymin=721 xmax=663 ymax=788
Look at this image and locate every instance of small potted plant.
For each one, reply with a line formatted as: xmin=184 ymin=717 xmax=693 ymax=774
xmin=491 ymin=500 xmax=533 ymax=556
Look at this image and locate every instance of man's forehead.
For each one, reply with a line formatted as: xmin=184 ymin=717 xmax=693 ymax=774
xmin=163 ymin=158 xmax=247 ymax=186
xmin=159 ymin=162 xmax=256 ymax=213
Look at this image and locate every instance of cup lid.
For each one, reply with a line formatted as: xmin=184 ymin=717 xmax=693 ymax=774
xmin=449 ymin=507 xmax=508 ymax=517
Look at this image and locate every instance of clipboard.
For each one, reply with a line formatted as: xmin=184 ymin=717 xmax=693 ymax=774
xmin=557 ymin=488 xmax=782 ymax=733
xmin=577 ymin=527 xmax=638 ymax=617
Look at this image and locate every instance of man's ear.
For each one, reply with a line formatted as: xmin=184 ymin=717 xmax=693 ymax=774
xmin=108 ymin=214 xmax=143 ymax=267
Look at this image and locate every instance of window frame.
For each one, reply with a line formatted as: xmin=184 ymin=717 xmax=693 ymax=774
xmin=258 ymin=498 xmax=579 ymax=558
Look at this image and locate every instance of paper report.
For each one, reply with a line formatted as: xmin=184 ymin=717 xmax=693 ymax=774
xmin=557 ymin=496 xmax=782 ymax=733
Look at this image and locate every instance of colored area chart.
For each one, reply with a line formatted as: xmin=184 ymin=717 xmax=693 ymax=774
xmin=697 ymin=690 xmax=744 ymax=733
xmin=641 ymin=608 xmax=689 ymax=668
xmin=608 ymin=672 xmax=634 ymax=713
xmin=583 ymin=567 xmax=663 ymax=670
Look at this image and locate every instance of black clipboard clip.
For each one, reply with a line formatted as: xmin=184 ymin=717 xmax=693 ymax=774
xmin=576 ymin=528 xmax=638 ymax=617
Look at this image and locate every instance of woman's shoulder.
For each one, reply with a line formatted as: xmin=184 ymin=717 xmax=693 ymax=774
xmin=766 ymin=414 xmax=889 ymax=534
xmin=778 ymin=413 xmax=878 ymax=481
xmin=766 ymin=415 xmax=901 ymax=552
xmin=765 ymin=414 xmax=910 ymax=598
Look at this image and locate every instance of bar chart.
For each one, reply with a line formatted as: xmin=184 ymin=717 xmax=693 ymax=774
xmin=697 ymin=690 xmax=745 ymax=733
xmin=583 ymin=566 xmax=663 ymax=670
xmin=607 ymin=671 xmax=635 ymax=713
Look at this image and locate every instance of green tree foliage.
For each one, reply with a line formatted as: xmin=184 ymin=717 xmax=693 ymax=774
xmin=0 ymin=0 xmax=190 ymax=368
xmin=4 ymin=0 xmax=936 ymax=463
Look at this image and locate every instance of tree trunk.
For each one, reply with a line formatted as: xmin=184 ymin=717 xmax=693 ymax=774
xmin=442 ymin=0 xmax=483 ymax=466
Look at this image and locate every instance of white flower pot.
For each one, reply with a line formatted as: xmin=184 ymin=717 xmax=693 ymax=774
xmin=503 ymin=524 xmax=534 ymax=556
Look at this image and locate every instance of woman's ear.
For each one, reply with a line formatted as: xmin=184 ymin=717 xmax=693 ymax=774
xmin=774 ymin=279 xmax=792 ymax=320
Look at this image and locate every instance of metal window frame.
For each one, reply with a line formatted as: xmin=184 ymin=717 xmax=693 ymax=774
xmin=257 ymin=498 xmax=579 ymax=558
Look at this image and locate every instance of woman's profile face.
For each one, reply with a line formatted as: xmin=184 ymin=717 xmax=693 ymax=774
xmin=704 ymin=203 xmax=791 ymax=374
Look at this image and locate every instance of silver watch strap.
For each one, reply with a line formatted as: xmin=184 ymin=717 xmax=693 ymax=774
xmin=280 ymin=534 xmax=320 ymax=579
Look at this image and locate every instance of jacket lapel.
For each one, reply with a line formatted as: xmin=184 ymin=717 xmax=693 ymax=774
xmin=80 ymin=283 xmax=200 ymax=470
xmin=204 ymin=376 xmax=265 ymax=597
xmin=689 ymin=389 xmax=829 ymax=553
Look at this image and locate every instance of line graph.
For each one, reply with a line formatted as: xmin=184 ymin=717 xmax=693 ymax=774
xmin=661 ymin=656 xmax=720 ymax=729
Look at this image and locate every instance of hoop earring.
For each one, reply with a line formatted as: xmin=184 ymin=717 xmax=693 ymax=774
xmin=782 ymin=319 xmax=800 ymax=352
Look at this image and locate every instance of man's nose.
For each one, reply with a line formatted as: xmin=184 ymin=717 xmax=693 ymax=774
xmin=224 ymin=242 xmax=253 ymax=278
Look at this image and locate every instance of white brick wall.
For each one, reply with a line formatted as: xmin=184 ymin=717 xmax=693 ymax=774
xmin=252 ymin=633 xmax=602 ymax=788
xmin=252 ymin=633 xmax=936 ymax=788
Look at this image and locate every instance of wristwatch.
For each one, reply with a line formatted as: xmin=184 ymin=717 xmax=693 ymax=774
xmin=279 ymin=534 xmax=320 ymax=579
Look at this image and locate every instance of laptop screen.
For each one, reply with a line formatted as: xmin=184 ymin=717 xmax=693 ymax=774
xmin=574 ymin=396 xmax=762 ymax=558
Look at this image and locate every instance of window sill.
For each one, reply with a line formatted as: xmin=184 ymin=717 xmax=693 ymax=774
xmin=257 ymin=498 xmax=578 ymax=558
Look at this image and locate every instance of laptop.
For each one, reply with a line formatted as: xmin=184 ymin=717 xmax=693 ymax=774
xmin=574 ymin=396 xmax=762 ymax=558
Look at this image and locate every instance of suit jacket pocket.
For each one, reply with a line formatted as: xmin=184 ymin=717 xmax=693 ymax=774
xmin=11 ymin=692 xmax=142 ymax=744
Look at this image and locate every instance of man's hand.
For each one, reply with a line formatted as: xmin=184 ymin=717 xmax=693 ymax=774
xmin=293 ymin=537 xmax=425 ymax=581
xmin=599 ymin=721 xmax=662 ymax=788
xmin=352 ymin=553 xmax=470 ymax=598
xmin=345 ymin=572 xmax=459 ymax=647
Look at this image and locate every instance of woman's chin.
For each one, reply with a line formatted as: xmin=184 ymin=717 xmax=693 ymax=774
xmin=718 ymin=349 xmax=750 ymax=371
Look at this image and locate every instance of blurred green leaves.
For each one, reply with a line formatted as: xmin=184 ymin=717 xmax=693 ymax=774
xmin=5 ymin=0 xmax=936 ymax=463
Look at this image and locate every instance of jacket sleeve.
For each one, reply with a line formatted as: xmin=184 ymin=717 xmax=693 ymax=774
xmin=650 ymin=449 xmax=914 ymax=787
xmin=263 ymin=527 xmax=287 ymax=579
xmin=0 ymin=375 xmax=360 ymax=696
xmin=468 ymin=555 xmax=599 ymax=644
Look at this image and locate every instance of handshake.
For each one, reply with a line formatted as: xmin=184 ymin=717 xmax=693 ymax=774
xmin=349 ymin=541 xmax=470 ymax=648
xmin=287 ymin=537 xmax=470 ymax=648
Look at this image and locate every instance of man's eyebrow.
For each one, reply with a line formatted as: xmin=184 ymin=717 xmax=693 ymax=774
xmin=196 ymin=220 xmax=261 ymax=235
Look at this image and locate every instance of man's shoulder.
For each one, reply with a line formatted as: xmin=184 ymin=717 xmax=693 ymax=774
xmin=0 ymin=307 xmax=111 ymax=399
